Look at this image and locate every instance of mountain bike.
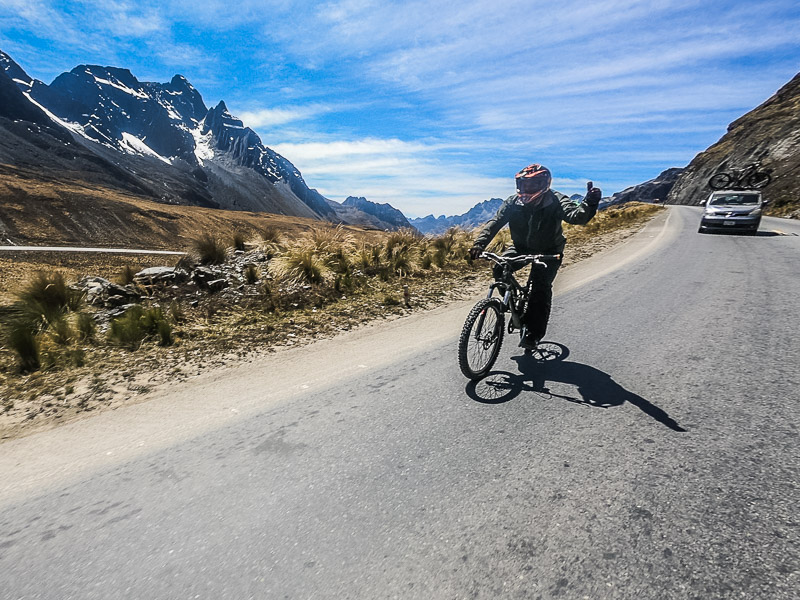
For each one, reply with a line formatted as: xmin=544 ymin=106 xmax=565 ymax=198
xmin=458 ymin=251 xmax=562 ymax=380
xmin=708 ymin=162 xmax=772 ymax=190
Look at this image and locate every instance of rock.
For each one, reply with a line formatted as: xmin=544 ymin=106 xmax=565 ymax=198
xmin=192 ymin=266 xmax=225 ymax=288
xmin=206 ymin=278 xmax=229 ymax=293
xmin=134 ymin=266 xmax=189 ymax=286
xmin=71 ymin=276 xmax=112 ymax=305
xmin=72 ymin=276 xmax=139 ymax=307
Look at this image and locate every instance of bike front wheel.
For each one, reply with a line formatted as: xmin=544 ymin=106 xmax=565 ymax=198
xmin=458 ymin=298 xmax=505 ymax=380
xmin=708 ymin=172 xmax=732 ymax=190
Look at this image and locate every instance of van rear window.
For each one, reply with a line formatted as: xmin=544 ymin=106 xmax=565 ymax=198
xmin=709 ymin=194 xmax=760 ymax=205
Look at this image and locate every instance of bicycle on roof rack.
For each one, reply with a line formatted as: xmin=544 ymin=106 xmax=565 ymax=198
xmin=708 ymin=162 xmax=772 ymax=190
xmin=458 ymin=251 xmax=562 ymax=380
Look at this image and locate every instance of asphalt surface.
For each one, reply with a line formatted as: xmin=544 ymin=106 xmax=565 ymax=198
xmin=1 ymin=206 xmax=798 ymax=599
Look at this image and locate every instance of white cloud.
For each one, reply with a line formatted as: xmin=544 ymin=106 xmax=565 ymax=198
xmin=238 ymin=104 xmax=333 ymax=128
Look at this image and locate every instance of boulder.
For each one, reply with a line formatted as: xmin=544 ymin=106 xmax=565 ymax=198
xmin=72 ymin=276 xmax=140 ymax=307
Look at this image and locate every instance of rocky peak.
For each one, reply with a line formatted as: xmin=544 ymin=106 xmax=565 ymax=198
xmin=342 ymin=196 xmax=413 ymax=230
xmin=0 ymin=50 xmax=33 ymax=89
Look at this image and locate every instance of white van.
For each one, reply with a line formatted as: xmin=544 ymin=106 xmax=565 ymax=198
xmin=698 ymin=190 xmax=765 ymax=235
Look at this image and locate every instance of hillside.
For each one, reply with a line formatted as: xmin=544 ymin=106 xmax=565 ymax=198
xmin=0 ymin=165 xmax=378 ymax=250
xmin=667 ymin=71 xmax=800 ymax=217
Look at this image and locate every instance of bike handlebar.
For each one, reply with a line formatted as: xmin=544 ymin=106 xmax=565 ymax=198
xmin=480 ymin=251 xmax=562 ymax=266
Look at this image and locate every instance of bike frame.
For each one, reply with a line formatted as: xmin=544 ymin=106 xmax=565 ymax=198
xmin=480 ymin=252 xmax=560 ymax=332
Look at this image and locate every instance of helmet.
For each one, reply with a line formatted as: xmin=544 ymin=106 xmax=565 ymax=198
xmin=515 ymin=164 xmax=552 ymax=203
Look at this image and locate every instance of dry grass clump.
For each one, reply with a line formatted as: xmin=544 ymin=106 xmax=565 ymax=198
xmin=194 ymin=234 xmax=227 ymax=265
xmin=108 ymin=305 xmax=173 ymax=349
xmin=117 ymin=265 xmax=137 ymax=285
xmin=232 ymin=232 xmax=247 ymax=252
xmin=486 ymin=227 xmax=512 ymax=254
xmin=2 ymin=272 xmax=89 ymax=372
xmin=272 ymin=226 xmax=357 ymax=285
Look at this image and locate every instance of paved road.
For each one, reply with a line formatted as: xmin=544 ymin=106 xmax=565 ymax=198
xmin=1 ymin=207 xmax=798 ymax=599
xmin=0 ymin=245 xmax=185 ymax=255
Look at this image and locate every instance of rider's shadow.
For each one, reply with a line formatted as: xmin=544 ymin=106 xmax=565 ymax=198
xmin=465 ymin=343 xmax=686 ymax=432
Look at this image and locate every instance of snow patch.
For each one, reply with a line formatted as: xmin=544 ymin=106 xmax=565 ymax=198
xmin=158 ymin=99 xmax=182 ymax=121
xmin=191 ymin=126 xmax=214 ymax=164
xmin=120 ymin=132 xmax=171 ymax=164
xmin=93 ymin=76 xmax=149 ymax=100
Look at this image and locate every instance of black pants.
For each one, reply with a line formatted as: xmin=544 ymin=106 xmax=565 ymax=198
xmin=493 ymin=247 xmax=562 ymax=341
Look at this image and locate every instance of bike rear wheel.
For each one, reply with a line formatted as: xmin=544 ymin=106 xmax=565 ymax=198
xmin=458 ymin=298 xmax=505 ymax=380
xmin=744 ymin=171 xmax=771 ymax=189
xmin=708 ymin=172 xmax=732 ymax=190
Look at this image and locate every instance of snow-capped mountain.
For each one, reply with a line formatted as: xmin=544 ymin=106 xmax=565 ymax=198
xmin=0 ymin=49 xmax=337 ymax=220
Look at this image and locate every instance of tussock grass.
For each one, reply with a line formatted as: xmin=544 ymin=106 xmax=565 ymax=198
xmin=273 ymin=247 xmax=329 ymax=284
xmin=193 ymin=234 xmax=227 ymax=265
xmin=232 ymin=232 xmax=247 ymax=252
xmin=486 ymin=227 xmax=512 ymax=254
xmin=108 ymin=305 xmax=174 ymax=349
xmin=7 ymin=321 xmax=40 ymax=373
xmin=77 ymin=312 xmax=96 ymax=341
xmin=15 ymin=272 xmax=81 ymax=327
xmin=244 ymin=264 xmax=259 ymax=285
xmin=117 ymin=265 xmax=137 ymax=285
xmin=49 ymin=317 xmax=74 ymax=346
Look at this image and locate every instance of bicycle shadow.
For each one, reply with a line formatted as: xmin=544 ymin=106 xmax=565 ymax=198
xmin=464 ymin=342 xmax=686 ymax=432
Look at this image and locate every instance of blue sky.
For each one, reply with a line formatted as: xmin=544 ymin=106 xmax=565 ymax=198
xmin=1 ymin=1 xmax=799 ymax=218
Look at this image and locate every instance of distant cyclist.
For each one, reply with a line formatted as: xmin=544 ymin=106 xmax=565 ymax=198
xmin=469 ymin=164 xmax=602 ymax=349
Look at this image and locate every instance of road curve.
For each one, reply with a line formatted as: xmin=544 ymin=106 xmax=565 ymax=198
xmin=1 ymin=206 xmax=798 ymax=599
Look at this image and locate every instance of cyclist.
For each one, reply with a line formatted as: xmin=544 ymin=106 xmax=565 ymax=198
xmin=468 ymin=164 xmax=602 ymax=349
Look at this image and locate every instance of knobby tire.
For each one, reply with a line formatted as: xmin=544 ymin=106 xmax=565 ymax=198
xmin=458 ymin=298 xmax=505 ymax=380
xmin=744 ymin=171 xmax=771 ymax=189
xmin=708 ymin=173 xmax=732 ymax=190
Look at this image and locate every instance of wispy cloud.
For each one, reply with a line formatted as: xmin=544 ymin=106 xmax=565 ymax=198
xmin=238 ymin=104 xmax=335 ymax=128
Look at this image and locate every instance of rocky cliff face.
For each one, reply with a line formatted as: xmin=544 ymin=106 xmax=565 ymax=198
xmin=410 ymin=198 xmax=503 ymax=235
xmin=0 ymin=49 xmax=335 ymax=220
xmin=667 ymin=72 xmax=800 ymax=217
xmin=607 ymin=168 xmax=683 ymax=206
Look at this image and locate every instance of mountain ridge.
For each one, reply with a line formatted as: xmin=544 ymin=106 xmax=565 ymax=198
xmin=0 ymin=49 xmax=415 ymax=232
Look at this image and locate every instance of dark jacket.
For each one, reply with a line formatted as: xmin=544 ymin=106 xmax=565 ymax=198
xmin=474 ymin=190 xmax=598 ymax=254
